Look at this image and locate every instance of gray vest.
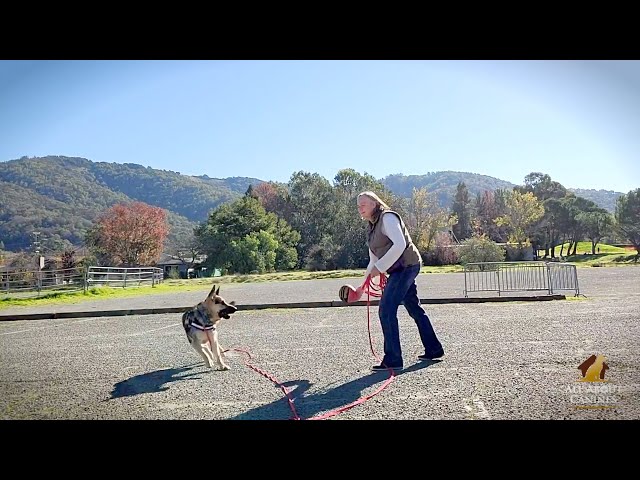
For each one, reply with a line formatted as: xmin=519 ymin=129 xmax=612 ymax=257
xmin=367 ymin=209 xmax=422 ymax=271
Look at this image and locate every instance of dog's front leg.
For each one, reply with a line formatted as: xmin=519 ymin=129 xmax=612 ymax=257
xmin=192 ymin=331 xmax=215 ymax=369
xmin=208 ymin=330 xmax=230 ymax=371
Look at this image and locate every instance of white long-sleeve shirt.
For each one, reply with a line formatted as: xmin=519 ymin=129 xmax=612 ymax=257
xmin=365 ymin=212 xmax=407 ymax=277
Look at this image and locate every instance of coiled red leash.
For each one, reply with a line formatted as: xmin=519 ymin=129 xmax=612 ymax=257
xmin=224 ymin=273 xmax=395 ymax=420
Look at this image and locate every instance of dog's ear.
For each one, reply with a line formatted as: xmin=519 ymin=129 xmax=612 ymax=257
xmin=208 ymin=284 xmax=217 ymax=298
xmin=215 ymin=286 xmax=220 ymax=296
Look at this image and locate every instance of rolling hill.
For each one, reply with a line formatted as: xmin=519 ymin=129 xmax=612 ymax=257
xmin=0 ymin=156 xmax=262 ymax=252
xmin=0 ymin=156 xmax=625 ymax=254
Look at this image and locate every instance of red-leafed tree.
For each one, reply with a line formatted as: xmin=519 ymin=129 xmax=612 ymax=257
xmin=86 ymin=202 xmax=168 ymax=266
xmin=252 ymin=181 xmax=293 ymax=223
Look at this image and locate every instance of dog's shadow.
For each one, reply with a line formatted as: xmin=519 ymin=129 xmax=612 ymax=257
xmin=106 ymin=363 xmax=203 ymax=401
xmin=231 ymin=360 xmax=440 ymax=420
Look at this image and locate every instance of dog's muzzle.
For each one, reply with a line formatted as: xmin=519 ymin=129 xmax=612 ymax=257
xmin=220 ymin=305 xmax=238 ymax=319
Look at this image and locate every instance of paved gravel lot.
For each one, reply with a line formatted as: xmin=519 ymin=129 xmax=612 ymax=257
xmin=1 ymin=267 xmax=638 ymax=420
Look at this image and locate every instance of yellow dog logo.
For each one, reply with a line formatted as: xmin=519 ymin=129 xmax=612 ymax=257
xmin=577 ymin=354 xmax=609 ymax=382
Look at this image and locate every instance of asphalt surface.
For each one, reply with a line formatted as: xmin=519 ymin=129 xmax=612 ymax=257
xmin=1 ymin=267 xmax=638 ymax=420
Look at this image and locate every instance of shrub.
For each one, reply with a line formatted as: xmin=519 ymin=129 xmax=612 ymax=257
xmin=458 ymin=235 xmax=506 ymax=267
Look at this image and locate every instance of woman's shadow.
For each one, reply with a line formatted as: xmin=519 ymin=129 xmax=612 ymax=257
xmin=231 ymin=360 xmax=439 ymax=420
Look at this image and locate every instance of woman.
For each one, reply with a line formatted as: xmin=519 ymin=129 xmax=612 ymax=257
xmin=357 ymin=191 xmax=444 ymax=371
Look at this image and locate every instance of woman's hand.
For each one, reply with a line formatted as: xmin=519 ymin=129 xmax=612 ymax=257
xmin=352 ymin=286 xmax=364 ymax=302
xmin=370 ymin=266 xmax=381 ymax=279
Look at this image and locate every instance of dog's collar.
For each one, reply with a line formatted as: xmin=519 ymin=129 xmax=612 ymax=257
xmin=192 ymin=304 xmax=215 ymax=329
xmin=190 ymin=322 xmax=215 ymax=331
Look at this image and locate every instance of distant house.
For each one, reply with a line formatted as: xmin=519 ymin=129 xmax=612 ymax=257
xmin=155 ymin=253 xmax=212 ymax=279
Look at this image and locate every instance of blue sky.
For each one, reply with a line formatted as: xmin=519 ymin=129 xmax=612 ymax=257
xmin=1 ymin=60 xmax=638 ymax=193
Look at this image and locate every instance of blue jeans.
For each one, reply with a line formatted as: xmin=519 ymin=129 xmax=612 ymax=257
xmin=378 ymin=264 xmax=443 ymax=368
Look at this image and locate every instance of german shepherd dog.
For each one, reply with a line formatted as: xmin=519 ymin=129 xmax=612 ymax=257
xmin=182 ymin=284 xmax=238 ymax=370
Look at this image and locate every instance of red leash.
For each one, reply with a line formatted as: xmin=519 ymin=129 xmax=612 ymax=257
xmin=226 ymin=346 xmax=303 ymax=420
xmin=225 ymin=273 xmax=395 ymax=420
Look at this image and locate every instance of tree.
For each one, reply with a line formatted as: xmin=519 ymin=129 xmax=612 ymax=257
xmin=405 ymin=187 xmax=456 ymax=253
xmin=229 ymin=230 xmax=279 ymax=274
xmin=196 ymin=196 xmax=300 ymax=274
xmin=451 ymin=182 xmax=472 ymax=241
xmin=272 ymin=217 xmax=301 ymax=270
xmin=517 ymin=172 xmax=567 ymax=201
xmin=406 ymin=187 xmax=431 ymax=250
xmin=515 ymin=174 xmax=568 ymax=258
xmin=61 ymin=249 xmax=77 ymax=282
xmin=615 ymin=188 xmax=640 ymax=259
xmin=554 ymin=195 xmax=601 ymax=256
xmin=86 ymin=202 xmax=168 ymax=266
xmin=84 ymin=224 xmax=112 ymax=266
xmin=331 ymin=169 xmax=391 ymax=269
xmin=61 ymin=249 xmax=76 ymax=269
xmin=287 ymin=171 xmax=339 ymax=267
xmin=533 ymin=197 xmax=571 ymax=258
xmin=253 ymin=181 xmax=293 ymax=223
xmin=472 ymin=190 xmax=508 ymax=242
xmin=577 ymin=209 xmax=614 ymax=255
xmin=304 ymin=235 xmax=341 ymax=271
xmin=494 ymin=190 xmax=545 ymax=249
xmin=334 ymin=168 xmax=375 ymax=202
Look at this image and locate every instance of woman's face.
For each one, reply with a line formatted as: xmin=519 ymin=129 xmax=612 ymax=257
xmin=357 ymin=195 xmax=377 ymax=220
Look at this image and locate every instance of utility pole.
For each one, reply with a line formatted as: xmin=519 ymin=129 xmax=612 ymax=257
xmin=32 ymin=231 xmax=44 ymax=266
xmin=32 ymin=231 xmax=41 ymax=254
xmin=32 ymin=231 xmax=43 ymax=293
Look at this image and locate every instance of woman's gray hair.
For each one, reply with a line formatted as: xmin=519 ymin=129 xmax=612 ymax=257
xmin=357 ymin=191 xmax=390 ymax=210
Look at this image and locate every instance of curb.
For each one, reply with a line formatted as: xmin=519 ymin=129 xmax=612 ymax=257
xmin=0 ymin=294 xmax=566 ymax=321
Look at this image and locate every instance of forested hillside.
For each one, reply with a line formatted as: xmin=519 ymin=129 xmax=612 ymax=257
xmin=381 ymin=171 xmax=517 ymax=206
xmin=0 ymin=156 xmax=624 ymax=254
xmin=0 ymin=156 xmax=262 ymax=252
xmin=569 ymin=188 xmax=622 ymax=213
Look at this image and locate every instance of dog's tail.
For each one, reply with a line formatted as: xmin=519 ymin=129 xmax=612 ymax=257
xmin=181 ymin=311 xmax=192 ymax=342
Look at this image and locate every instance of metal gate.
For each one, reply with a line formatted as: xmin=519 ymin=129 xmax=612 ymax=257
xmin=463 ymin=261 xmax=580 ymax=297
